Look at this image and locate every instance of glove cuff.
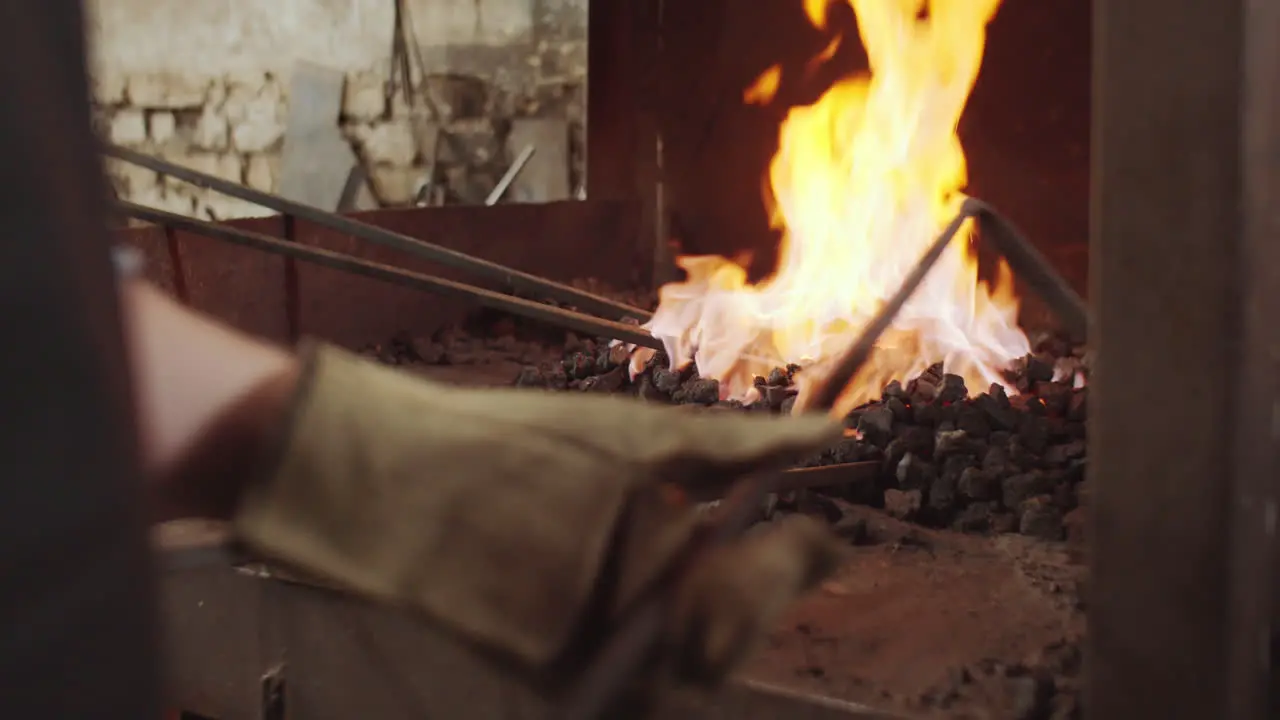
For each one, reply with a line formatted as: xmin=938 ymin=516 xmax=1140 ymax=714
xmin=232 ymin=341 xmax=635 ymax=666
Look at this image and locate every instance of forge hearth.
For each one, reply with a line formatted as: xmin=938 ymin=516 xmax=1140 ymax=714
xmin=361 ymin=295 xmax=1090 ymax=718
xmin=367 ymin=299 xmax=1089 ymax=546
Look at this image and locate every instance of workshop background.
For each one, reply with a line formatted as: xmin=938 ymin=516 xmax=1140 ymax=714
xmin=87 ymin=0 xmax=585 ymax=218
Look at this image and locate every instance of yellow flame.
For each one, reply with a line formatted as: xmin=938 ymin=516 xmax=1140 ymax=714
xmin=637 ymin=0 xmax=1028 ymax=417
xmin=744 ymin=66 xmax=782 ymax=105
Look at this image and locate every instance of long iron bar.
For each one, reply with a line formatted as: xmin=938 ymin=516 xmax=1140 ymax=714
xmin=103 ymin=144 xmax=652 ymax=323
xmin=970 ymin=201 xmax=1089 ymax=341
xmin=117 ymin=202 xmax=662 ymax=350
xmin=557 ymin=200 xmax=977 ymax=720
xmin=557 ymin=195 xmax=1089 ymax=720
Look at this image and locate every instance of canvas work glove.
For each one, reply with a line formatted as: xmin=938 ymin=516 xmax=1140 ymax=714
xmin=232 ymin=342 xmax=844 ymax=693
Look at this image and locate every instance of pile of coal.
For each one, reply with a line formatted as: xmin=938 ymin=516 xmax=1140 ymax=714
xmin=357 ymin=324 xmax=563 ymax=368
xmin=514 ymin=331 xmax=1089 ymax=541
xmin=356 ymin=278 xmax=655 ymax=369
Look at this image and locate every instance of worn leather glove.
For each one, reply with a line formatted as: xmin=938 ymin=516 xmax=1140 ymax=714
xmin=232 ymin=342 xmax=843 ymax=695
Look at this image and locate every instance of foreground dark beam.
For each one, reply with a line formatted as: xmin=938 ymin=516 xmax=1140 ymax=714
xmin=1089 ymin=1 xmax=1279 ymax=718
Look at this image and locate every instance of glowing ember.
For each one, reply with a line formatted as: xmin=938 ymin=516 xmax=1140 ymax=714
xmin=633 ymin=0 xmax=1029 ymax=417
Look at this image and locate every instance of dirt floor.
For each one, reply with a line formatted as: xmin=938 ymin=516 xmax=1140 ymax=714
xmin=410 ymin=359 xmax=1089 ymax=720
xmin=746 ymin=503 xmax=1085 ymax=719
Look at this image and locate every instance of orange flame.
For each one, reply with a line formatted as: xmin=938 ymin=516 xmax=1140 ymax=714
xmin=636 ymin=0 xmax=1029 ymax=417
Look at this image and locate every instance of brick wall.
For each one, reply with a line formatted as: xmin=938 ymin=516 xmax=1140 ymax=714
xmin=87 ymin=0 xmax=587 ymax=219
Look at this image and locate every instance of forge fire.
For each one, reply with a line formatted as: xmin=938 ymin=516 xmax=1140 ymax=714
xmin=364 ymin=0 xmax=1091 ymax=546
xmin=634 ymin=0 xmax=1028 ymax=416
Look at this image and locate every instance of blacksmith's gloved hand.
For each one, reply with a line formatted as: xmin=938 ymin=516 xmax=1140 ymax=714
xmin=232 ymin=342 xmax=844 ymax=695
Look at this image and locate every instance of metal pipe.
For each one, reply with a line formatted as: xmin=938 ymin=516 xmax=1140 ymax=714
xmin=558 ymin=196 xmax=1091 ymax=719
xmin=103 ymin=144 xmax=652 ymax=323
xmin=485 ymin=145 xmax=536 ymax=206
xmin=971 ymin=201 xmax=1090 ymax=341
xmin=117 ymin=202 xmax=663 ymax=350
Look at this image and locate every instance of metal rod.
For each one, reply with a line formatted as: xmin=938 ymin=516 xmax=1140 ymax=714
xmin=103 ymin=144 xmax=651 ymax=323
xmin=485 ymin=145 xmax=536 ymax=206
xmin=557 ymin=201 xmax=976 ymax=720
xmin=970 ymin=201 xmax=1090 ymax=341
xmin=561 ymin=197 xmax=1089 ymax=718
xmin=117 ymin=202 xmax=662 ymax=350
xmin=804 ymin=202 xmax=977 ymax=411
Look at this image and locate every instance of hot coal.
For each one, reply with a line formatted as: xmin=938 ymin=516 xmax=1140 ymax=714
xmin=362 ymin=296 xmax=1088 ymax=543
xmin=511 ymin=329 xmax=1089 ymax=542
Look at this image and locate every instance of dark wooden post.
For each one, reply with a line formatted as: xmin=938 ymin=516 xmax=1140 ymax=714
xmin=586 ymin=0 xmax=665 ymax=290
xmin=1088 ymin=1 xmax=1280 ymax=717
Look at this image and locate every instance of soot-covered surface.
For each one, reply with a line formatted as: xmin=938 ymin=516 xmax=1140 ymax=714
xmin=357 ymin=288 xmax=1088 ymax=719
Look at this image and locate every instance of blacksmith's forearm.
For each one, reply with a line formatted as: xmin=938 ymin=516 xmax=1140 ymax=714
xmin=119 ymin=279 xmax=300 ymax=521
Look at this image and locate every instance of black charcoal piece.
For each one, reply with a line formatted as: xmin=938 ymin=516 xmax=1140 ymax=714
xmin=934 ymin=429 xmax=974 ymax=459
xmin=909 ymin=375 xmax=939 ymax=402
xmin=882 ymin=438 xmax=909 ymax=476
xmin=898 ymin=424 xmax=935 ymax=458
xmin=884 ymin=488 xmax=923 ymax=520
xmin=1018 ymin=495 xmax=1064 ymax=541
xmin=928 ymin=470 xmax=959 ymax=512
xmin=635 ymin=375 xmax=665 ymax=401
xmin=972 ymin=392 xmax=1018 ymax=431
xmin=1052 ymin=482 xmax=1077 ymax=512
xmin=827 ymin=438 xmax=865 ymax=464
xmin=857 ymin=405 xmax=895 ymax=445
xmin=1067 ymin=388 xmax=1087 ymax=422
xmin=958 ymin=466 xmax=999 ymax=501
xmin=764 ymin=384 xmax=791 ymax=409
xmin=767 ymin=367 xmax=790 ymax=386
xmin=982 ymin=443 xmax=1014 ymax=475
xmin=514 ymin=366 xmax=546 ymax=387
xmin=1043 ymin=441 xmax=1086 ymax=466
xmin=937 ymin=373 xmax=968 ymax=403
xmin=1003 ymin=471 xmax=1048 ymax=509
xmin=990 ymin=512 xmax=1018 ymax=534
xmin=1034 ymin=381 xmax=1071 ymax=415
xmin=673 ymin=377 xmax=720 ymax=405
xmin=952 ymin=502 xmax=996 ymax=532
xmin=546 ymin=369 xmax=569 ymax=390
xmin=912 ymin=401 xmax=942 ymax=426
xmin=581 ymin=366 xmax=626 ymax=393
xmin=955 ymin=404 xmax=992 ymax=438
xmin=651 ymin=367 xmax=682 ymax=394
xmin=882 ymin=379 xmax=906 ymax=398
xmin=562 ymin=331 xmax=585 ymax=353
xmin=885 ymin=396 xmax=911 ymax=423
xmin=564 ymin=352 xmax=596 ymax=379
xmin=940 ymin=454 xmax=976 ymax=484
xmin=1025 ymin=354 xmax=1055 ymax=384
xmin=896 ymin=452 xmax=938 ymax=492
xmin=1016 ymin=415 xmax=1051 ymax=454
xmin=1031 ymin=331 xmax=1071 ymax=358
xmin=779 ymin=395 xmax=797 ymax=415
xmin=832 ymin=516 xmax=870 ymax=544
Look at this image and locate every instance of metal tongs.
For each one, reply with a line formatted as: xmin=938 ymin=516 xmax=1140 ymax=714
xmin=557 ymin=197 xmax=1090 ymax=720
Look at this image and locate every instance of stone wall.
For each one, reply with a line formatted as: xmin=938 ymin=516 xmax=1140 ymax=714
xmin=87 ymin=0 xmax=587 ymax=219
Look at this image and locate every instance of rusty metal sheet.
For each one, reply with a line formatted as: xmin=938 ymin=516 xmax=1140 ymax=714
xmin=173 ymin=214 xmax=292 ymax=344
xmin=117 ymin=222 xmax=180 ymax=297
xmin=112 ymin=200 xmax=640 ymax=349
xmin=292 ymin=200 xmax=639 ymax=348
